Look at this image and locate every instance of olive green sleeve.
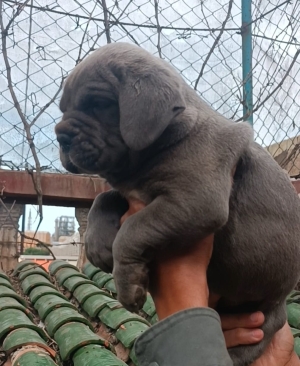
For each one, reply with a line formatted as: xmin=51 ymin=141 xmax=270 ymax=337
xmin=134 ymin=307 xmax=233 ymax=366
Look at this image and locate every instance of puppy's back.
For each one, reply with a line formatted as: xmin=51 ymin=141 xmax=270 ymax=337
xmin=209 ymin=141 xmax=300 ymax=303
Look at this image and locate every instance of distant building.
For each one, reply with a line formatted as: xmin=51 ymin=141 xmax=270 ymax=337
xmin=53 ymin=216 xmax=75 ymax=241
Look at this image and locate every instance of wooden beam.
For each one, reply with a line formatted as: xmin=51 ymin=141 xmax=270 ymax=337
xmin=1 ymin=169 xmax=299 ymax=207
xmin=0 ymin=170 xmax=110 ymax=207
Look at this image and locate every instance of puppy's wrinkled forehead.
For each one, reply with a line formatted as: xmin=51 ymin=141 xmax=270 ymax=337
xmin=60 ymin=50 xmax=118 ymax=112
xmin=60 ymin=42 xmax=181 ymax=113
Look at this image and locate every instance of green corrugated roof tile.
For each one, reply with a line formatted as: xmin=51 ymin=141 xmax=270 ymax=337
xmin=73 ymin=344 xmax=127 ymax=366
xmin=7 ymin=260 xmax=152 ymax=366
xmin=0 ymin=309 xmax=48 ymax=341
xmin=73 ymin=284 xmax=107 ymax=304
xmin=142 ymin=294 xmax=156 ymax=317
xmin=56 ymin=267 xmax=87 ymax=286
xmin=63 ymin=275 xmax=94 ymax=292
xmin=287 ymin=303 xmax=300 ymax=328
xmin=99 ymin=306 xmax=150 ymax=330
xmin=82 ymin=293 xmax=117 ymax=318
xmin=105 ymin=301 xmax=124 ymax=310
xmin=44 ymin=307 xmax=93 ymax=337
xmin=115 ymin=321 xmax=149 ymax=348
xmin=0 ymin=297 xmax=33 ymax=321
xmin=21 ymin=274 xmax=56 ymax=295
xmin=54 ymin=322 xmax=111 ymax=361
xmin=287 ymin=298 xmax=300 ymax=357
xmin=19 ymin=265 xmax=50 ymax=281
xmin=294 ymin=337 xmax=300 ymax=357
xmin=11 ymin=348 xmax=58 ymax=366
xmin=82 ymin=262 xmax=102 ymax=279
xmin=290 ymin=327 xmax=300 ymax=337
xmin=3 ymin=328 xmax=56 ymax=358
xmin=49 ymin=260 xmax=78 ymax=276
xmin=0 ymin=276 xmax=13 ymax=289
xmin=92 ymin=271 xmax=114 ymax=288
xmin=13 ymin=260 xmax=37 ymax=276
xmin=150 ymin=313 xmax=159 ymax=325
xmin=0 ymin=268 xmax=9 ymax=280
xmin=287 ymin=291 xmax=300 ymax=304
xmin=29 ymin=285 xmax=67 ymax=304
xmin=104 ymin=278 xmax=117 ymax=294
xmin=12 ymin=259 xmax=300 ymax=366
xmin=35 ymin=294 xmax=77 ymax=320
xmin=0 ymin=285 xmax=27 ymax=306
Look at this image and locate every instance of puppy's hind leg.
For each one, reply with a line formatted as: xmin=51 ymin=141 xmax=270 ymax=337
xmin=228 ymin=302 xmax=287 ymax=366
xmin=85 ymin=191 xmax=129 ymax=273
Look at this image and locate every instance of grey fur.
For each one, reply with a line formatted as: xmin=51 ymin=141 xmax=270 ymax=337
xmin=55 ymin=42 xmax=300 ymax=366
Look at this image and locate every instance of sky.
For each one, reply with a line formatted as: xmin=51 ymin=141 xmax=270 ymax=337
xmin=19 ymin=204 xmax=79 ymax=235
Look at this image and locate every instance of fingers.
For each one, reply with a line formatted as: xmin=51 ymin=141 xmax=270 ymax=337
xmin=221 ymin=312 xmax=265 ymax=348
xmin=221 ymin=311 xmax=265 ymax=330
xmin=225 ymin=328 xmax=264 ymax=348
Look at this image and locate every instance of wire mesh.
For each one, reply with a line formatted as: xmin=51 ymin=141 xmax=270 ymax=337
xmin=0 ymin=0 xmax=299 ymax=176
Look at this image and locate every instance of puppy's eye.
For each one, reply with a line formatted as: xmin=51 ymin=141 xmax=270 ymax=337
xmin=95 ymin=99 xmax=113 ymax=109
xmin=81 ymin=97 xmax=114 ymax=111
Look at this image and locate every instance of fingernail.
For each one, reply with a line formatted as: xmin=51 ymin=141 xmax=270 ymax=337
xmin=250 ymin=312 xmax=262 ymax=322
xmin=251 ymin=329 xmax=264 ymax=340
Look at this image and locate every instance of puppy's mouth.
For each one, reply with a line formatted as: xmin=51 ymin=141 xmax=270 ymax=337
xmin=63 ymin=155 xmax=81 ymax=174
xmin=57 ymin=134 xmax=103 ymax=176
xmin=56 ymin=133 xmax=83 ymax=174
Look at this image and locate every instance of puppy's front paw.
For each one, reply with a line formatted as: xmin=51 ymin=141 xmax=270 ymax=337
xmin=85 ymin=232 xmax=113 ymax=273
xmin=113 ymin=262 xmax=148 ymax=312
xmin=85 ymin=191 xmax=129 ymax=273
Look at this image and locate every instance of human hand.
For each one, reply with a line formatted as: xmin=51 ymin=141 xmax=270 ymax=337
xmin=250 ymin=321 xmax=298 ymax=366
xmin=221 ymin=312 xmax=299 ymax=366
xmin=221 ymin=311 xmax=265 ymax=348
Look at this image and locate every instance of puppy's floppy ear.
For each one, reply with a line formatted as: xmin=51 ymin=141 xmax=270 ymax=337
xmin=118 ymin=71 xmax=186 ymax=151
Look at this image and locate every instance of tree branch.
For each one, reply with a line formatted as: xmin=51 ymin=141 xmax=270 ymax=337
xmin=236 ymin=49 xmax=300 ymax=122
xmin=76 ymin=0 xmax=98 ymax=65
xmin=2 ymin=0 xmax=30 ymax=32
xmin=3 ymin=0 xmax=241 ymax=32
xmin=194 ymin=0 xmax=234 ymax=90
xmin=154 ymin=0 xmax=162 ymax=58
xmin=99 ymin=0 xmax=111 ymax=43
xmin=29 ymin=73 xmax=65 ymax=128
xmin=1 ymin=0 xmax=43 ymax=231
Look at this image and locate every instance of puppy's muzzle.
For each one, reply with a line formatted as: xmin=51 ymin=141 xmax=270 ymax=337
xmin=57 ymin=133 xmax=72 ymax=153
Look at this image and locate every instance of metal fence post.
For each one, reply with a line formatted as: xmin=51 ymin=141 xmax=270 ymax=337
xmin=241 ymin=0 xmax=253 ymax=126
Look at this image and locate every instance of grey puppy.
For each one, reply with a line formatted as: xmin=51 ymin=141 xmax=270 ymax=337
xmin=55 ymin=42 xmax=300 ymax=366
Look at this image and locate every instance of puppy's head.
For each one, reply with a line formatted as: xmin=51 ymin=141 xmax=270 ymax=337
xmin=55 ymin=43 xmax=186 ymax=178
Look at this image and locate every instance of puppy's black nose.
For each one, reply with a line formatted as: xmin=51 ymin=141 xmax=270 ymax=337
xmin=57 ymin=133 xmax=72 ymax=153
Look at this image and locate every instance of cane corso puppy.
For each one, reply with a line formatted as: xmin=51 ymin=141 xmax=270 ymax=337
xmin=55 ymin=42 xmax=300 ymax=366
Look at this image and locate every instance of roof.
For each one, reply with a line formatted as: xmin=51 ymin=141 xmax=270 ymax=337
xmin=0 ymin=260 xmax=156 ymax=365
xmin=267 ymin=135 xmax=300 ymax=177
xmin=287 ymin=291 xmax=300 ymax=356
xmin=0 ymin=260 xmax=299 ymax=365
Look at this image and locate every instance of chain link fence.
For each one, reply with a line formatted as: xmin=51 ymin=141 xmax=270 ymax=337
xmin=0 ymin=0 xmax=299 ymax=176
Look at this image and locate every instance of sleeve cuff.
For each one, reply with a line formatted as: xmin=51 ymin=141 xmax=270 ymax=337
xmin=134 ymin=307 xmax=233 ymax=366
